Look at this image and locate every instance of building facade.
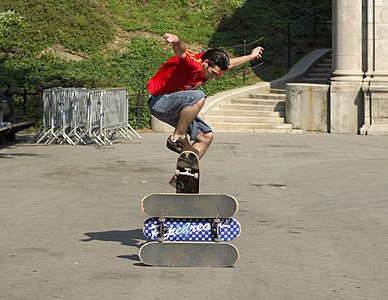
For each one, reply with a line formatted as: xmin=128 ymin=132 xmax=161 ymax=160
xmin=332 ymin=0 xmax=388 ymax=135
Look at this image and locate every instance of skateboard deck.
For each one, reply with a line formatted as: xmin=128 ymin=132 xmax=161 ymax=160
xmin=139 ymin=242 xmax=239 ymax=267
xmin=141 ymin=193 xmax=238 ymax=218
xmin=176 ymin=151 xmax=199 ymax=193
xmin=143 ymin=217 xmax=241 ymax=242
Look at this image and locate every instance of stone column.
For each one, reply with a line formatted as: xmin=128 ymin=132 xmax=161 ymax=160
xmin=361 ymin=0 xmax=388 ymax=135
xmin=330 ymin=0 xmax=364 ymax=133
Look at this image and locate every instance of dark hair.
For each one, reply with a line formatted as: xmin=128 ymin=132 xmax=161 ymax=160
xmin=201 ymin=48 xmax=230 ymax=71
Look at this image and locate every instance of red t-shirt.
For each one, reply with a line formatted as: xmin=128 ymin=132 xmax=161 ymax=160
xmin=147 ymin=50 xmax=207 ymax=95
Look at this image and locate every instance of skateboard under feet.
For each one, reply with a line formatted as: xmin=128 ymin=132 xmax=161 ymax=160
xmin=176 ymin=151 xmax=199 ymax=193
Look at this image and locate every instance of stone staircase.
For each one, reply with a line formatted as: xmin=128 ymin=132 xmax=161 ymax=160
xmin=200 ymin=51 xmax=333 ymax=133
xmin=203 ymin=89 xmax=293 ymax=133
xmin=302 ymin=52 xmax=333 ymax=84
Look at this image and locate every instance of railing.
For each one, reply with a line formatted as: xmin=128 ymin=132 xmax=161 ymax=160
xmin=223 ymin=10 xmax=332 ymax=80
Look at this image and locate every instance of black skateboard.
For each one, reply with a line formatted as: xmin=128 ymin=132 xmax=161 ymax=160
xmin=176 ymin=151 xmax=199 ymax=193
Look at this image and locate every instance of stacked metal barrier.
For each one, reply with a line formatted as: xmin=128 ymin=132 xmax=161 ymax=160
xmin=31 ymin=87 xmax=141 ymax=145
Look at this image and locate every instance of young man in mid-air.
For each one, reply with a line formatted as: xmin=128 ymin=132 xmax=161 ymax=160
xmin=147 ymin=33 xmax=264 ymax=184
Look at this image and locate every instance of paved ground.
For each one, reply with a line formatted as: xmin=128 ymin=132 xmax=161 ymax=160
xmin=1 ymin=132 xmax=388 ymax=300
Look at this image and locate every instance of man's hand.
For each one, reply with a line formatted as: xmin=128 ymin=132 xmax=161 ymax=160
xmin=250 ymin=46 xmax=264 ymax=60
xmin=163 ymin=33 xmax=186 ymax=58
xmin=229 ymin=46 xmax=264 ymax=69
xmin=163 ymin=33 xmax=180 ymax=45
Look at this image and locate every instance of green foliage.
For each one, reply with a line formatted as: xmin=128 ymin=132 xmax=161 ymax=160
xmin=128 ymin=102 xmax=151 ymax=129
xmin=0 ymin=10 xmax=25 ymax=49
xmin=0 ymin=0 xmax=331 ymax=128
xmin=0 ymin=0 xmax=113 ymax=53
xmin=107 ymin=38 xmax=171 ymax=89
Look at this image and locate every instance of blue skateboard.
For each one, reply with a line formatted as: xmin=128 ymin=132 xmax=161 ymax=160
xmin=143 ymin=217 xmax=241 ymax=242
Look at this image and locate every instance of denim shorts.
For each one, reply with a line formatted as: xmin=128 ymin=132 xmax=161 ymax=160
xmin=148 ymin=90 xmax=212 ymax=141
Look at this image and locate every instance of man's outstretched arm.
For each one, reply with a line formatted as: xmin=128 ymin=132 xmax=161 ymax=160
xmin=229 ymin=46 xmax=264 ymax=69
xmin=164 ymin=33 xmax=186 ymax=58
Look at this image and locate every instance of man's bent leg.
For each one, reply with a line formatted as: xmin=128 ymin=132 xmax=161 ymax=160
xmin=148 ymin=91 xmax=207 ymax=156
xmin=173 ymin=97 xmax=205 ymax=139
xmin=192 ymin=131 xmax=214 ymax=159
xmin=166 ymin=97 xmax=205 ymax=156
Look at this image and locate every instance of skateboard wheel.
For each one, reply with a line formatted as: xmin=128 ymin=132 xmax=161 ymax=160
xmin=194 ymin=173 xmax=199 ymax=179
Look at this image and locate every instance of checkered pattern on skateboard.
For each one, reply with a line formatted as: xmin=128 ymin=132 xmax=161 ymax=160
xmin=143 ymin=218 xmax=240 ymax=242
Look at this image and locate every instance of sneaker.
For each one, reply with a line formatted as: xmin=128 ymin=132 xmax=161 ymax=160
xmin=166 ymin=135 xmax=199 ymax=156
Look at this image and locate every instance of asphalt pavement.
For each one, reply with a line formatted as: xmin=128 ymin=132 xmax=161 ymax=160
xmin=1 ymin=132 xmax=388 ymax=299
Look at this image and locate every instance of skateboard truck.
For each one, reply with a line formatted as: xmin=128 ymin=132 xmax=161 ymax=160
xmin=175 ymin=168 xmax=199 ymax=179
xmin=157 ymin=217 xmax=168 ymax=242
xmin=211 ymin=218 xmax=221 ymax=242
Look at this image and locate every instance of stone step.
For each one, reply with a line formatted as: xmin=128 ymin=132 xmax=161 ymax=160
xmin=212 ymin=128 xmax=294 ymax=133
xmin=306 ymin=72 xmax=332 ymax=79
xmin=211 ymin=122 xmax=293 ymax=133
xmin=303 ymin=78 xmax=330 ymax=84
xmin=218 ymin=103 xmax=285 ymax=112
xmin=231 ymin=98 xmax=285 ymax=106
xmin=303 ymin=53 xmax=333 ymax=84
xmin=201 ymin=87 xmax=291 ymax=133
xmin=321 ymin=58 xmax=332 ymax=64
xmin=206 ymin=109 xmax=284 ymax=117
xmin=269 ymin=89 xmax=286 ymax=94
xmin=310 ymin=68 xmax=332 ymax=74
xmin=248 ymin=93 xmax=286 ymax=100
xmin=204 ymin=115 xmax=286 ymax=124
xmin=316 ymin=63 xmax=332 ymax=69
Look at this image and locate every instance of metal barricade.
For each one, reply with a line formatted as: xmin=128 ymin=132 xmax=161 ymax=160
xmin=33 ymin=89 xmax=52 ymax=143
xmin=31 ymin=87 xmax=141 ymax=145
xmin=103 ymin=88 xmax=141 ymax=142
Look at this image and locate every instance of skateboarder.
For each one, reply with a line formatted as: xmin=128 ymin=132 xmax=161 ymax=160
xmin=147 ymin=33 xmax=264 ymax=160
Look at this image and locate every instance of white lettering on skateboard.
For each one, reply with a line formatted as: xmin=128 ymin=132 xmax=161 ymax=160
xmin=148 ymin=220 xmax=232 ymax=240
xmin=165 ymin=222 xmax=211 ymax=239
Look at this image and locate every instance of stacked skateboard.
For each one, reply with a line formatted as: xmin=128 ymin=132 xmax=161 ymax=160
xmin=139 ymin=151 xmax=241 ymax=267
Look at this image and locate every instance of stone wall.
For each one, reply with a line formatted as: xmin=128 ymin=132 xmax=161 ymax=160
xmin=286 ymin=83 xmax=329 ymax=132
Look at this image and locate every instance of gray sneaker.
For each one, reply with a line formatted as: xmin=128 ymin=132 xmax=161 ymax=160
xmin=166 ymin=135 xmax=199 ymax=156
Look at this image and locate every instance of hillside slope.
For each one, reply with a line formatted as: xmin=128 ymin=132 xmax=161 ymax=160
xmin=0 ymin=0 xmax=331 ymax=94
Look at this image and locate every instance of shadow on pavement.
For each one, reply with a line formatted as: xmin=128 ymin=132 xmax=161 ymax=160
xmin=81 ymin=229 xmax=145 ymax=249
